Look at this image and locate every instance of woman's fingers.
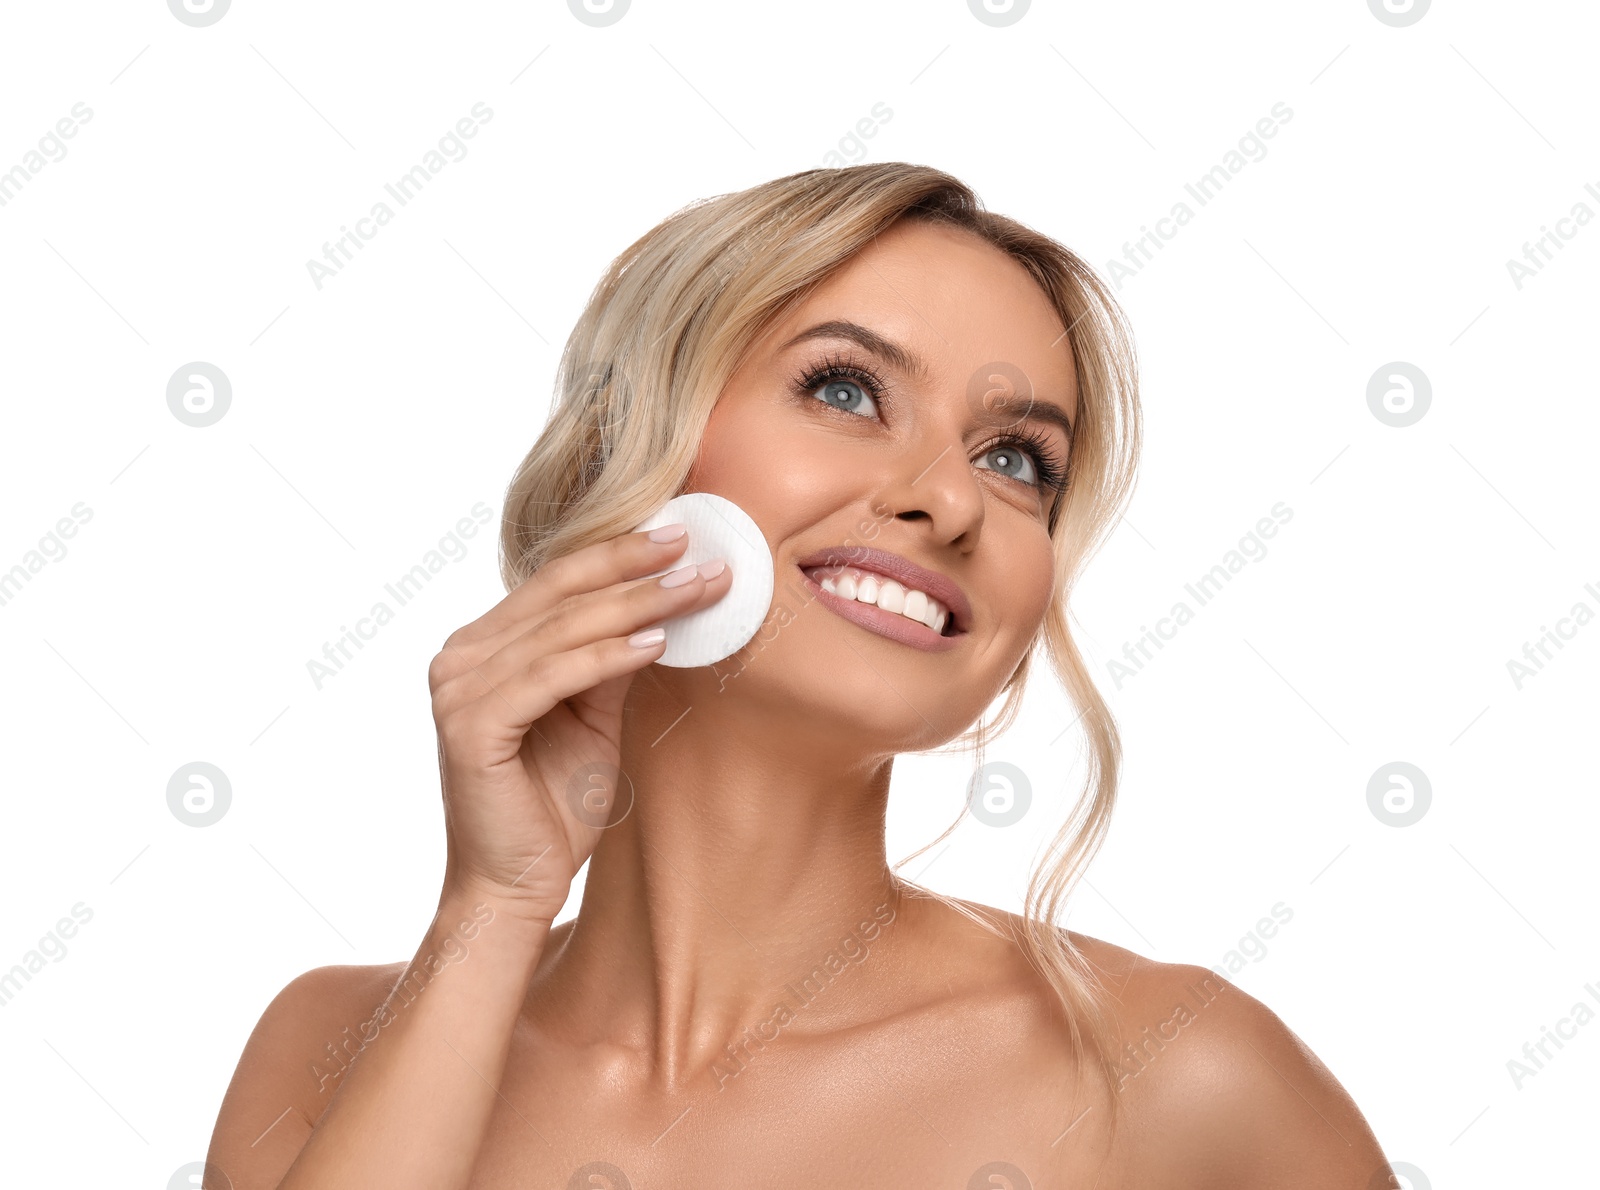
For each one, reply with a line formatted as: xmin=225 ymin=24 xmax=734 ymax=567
xmin=432 ymin=558 xmax=731 ymax=712
xmin=434 ymin=627 xmax=682 ymax=763
xmin=449 ymin=525 xmax=694 ymax=648
xmin=456 ymin=560 xmax=731 ymax=698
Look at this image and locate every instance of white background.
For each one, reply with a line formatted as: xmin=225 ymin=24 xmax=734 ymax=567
xmin=1 ymin=1 xmax=1594 ymax=1186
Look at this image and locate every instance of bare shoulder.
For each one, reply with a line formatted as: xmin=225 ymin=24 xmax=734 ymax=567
xmin=1067 ymin=931 xmax=1393 ymax=1189
xmin=205 ymin=961 xmax=408 ymax=1189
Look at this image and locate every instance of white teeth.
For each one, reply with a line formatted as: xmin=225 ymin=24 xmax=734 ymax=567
xmin=807 ymin=565 xmax=952 ymax=634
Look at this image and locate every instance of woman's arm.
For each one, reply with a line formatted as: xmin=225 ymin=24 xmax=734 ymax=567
xmin=202 ymin=524 xmax=732 ymax=1189
xmin=205 ymin=889 xmax=549 ymax=1190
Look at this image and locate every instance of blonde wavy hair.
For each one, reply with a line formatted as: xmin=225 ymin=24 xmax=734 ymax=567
xmin=499 ymin=163 xmax=1142 ymax=1098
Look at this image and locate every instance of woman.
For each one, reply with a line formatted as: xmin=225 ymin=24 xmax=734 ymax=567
xmin=206 ymin=163 xmax=1392 ymax=1188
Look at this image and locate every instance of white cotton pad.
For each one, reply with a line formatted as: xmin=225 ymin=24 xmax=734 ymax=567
xmin=632 ymin=492 xmax=775 ymax=668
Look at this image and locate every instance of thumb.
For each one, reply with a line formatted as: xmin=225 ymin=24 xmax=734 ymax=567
xmin=570 ymin=667 xmax=645 ymax=730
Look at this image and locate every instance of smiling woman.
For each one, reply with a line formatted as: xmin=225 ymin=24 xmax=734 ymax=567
xmin=205 ymin=163 xmax=1393 ymax=1189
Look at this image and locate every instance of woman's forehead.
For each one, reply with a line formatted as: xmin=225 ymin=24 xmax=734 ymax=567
xmin=779 ymin=223 xmax=1071 ymax=373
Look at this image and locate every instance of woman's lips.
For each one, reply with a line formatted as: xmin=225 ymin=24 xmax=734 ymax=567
xmin=796 ymin=566 xmax=965 ymax=653
xmin=792 ymin=545 xmax=972 ymax=633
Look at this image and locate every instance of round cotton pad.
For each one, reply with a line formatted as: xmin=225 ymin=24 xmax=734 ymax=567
xmin=632 ymin=493 xmax=775 ymax=668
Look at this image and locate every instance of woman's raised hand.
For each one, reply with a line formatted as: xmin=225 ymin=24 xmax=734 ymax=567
xmin=427 ymin=524 xmax=730 ymax=925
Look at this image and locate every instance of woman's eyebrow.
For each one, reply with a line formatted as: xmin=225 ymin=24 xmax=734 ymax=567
xmin=780 ymin=320 xmax=929 ymax=382
xmin=781 ymin=319 xmax=1074 ymax=439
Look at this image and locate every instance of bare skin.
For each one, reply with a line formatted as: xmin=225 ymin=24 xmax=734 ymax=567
xmin=206 ymin=220 xmax=1392 ymax=1188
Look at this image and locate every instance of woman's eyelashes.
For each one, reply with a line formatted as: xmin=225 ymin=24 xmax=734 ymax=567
xmin=793 ymin=356 xmax=1069 ymax=494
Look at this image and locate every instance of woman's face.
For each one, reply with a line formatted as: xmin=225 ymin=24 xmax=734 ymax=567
xmin=680 ymin=217 xmax=1078 ymax=753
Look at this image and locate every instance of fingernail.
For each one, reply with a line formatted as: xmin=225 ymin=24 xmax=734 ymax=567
xmin=659 ymin=564 xmax=698 ymax=588
xmin=629 ymin=627 xmax=666 ymax=648
xmin=697 ymin=558 xmax=727 ymax=580
xmin=648 ymin=523 xmax=687 ymax=543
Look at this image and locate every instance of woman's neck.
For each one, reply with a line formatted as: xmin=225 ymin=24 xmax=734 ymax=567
xmin=522 ymin=691 xmax=911 ymax=1093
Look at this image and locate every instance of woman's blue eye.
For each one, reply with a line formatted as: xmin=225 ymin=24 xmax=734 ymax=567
xmin=978 ymin=444 xmax=1038 ymax=486
xmin=813 ymin=377 xmax=879 ymax=418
